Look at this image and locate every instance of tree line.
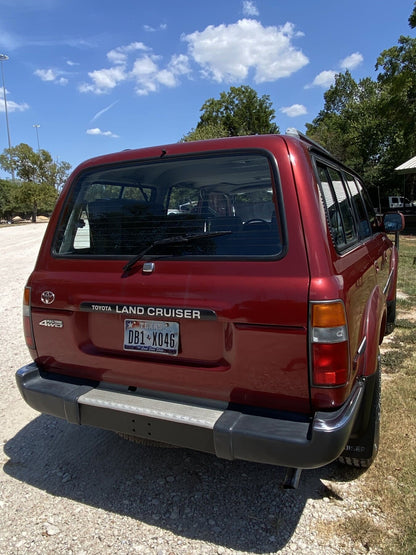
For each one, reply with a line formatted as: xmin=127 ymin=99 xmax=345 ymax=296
xmin=1 ymin=3 xmax=415 ymax=221
xmin=306 ymin=5 xmax=416 ymax=200
xmin=0 ymin=144 xmax=70 ymax=222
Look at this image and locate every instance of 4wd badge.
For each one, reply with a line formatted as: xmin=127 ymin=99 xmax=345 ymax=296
xmin=39 ymin=319 xmax=63 ymax=328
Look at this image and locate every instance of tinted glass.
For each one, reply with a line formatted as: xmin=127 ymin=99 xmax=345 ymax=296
xmin=357 ymin=179 xmax=377 ymax=230
xmin=327 ymin=167 xmax=357 ymax=243
xmin=55 ymin=153 xmax=283 ymax=259
xmin=316 ymin=162 xmax=360 ymax=249
xmin=317 ymin=164 xmax=346 ymax=245
xmin=344 ymin=173 xmax=372 ymax=238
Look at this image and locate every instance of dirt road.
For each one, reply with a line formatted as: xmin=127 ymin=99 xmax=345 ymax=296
xmin=1 ymin=224 xmax=375 ymax=554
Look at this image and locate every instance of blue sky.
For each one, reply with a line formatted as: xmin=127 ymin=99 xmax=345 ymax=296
xmin=0 ymin=0 xmax=414 ymax=178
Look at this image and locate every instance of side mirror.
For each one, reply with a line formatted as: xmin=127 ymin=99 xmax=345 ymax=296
xmin=383 ymin=212 xmax=405 ymax=232
xmin=383 ymin=212 xmax=405 ymax=249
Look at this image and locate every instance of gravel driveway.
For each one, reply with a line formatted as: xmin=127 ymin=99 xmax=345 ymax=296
xmin=1 ymin=224 xmax=375 ymax=555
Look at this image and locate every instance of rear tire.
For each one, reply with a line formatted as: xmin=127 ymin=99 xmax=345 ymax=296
xmin=338 ymin=364 xmax=381 ymax=468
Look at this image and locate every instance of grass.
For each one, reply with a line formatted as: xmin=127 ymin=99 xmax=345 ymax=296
xmin=335 ymin=235 xmax=416 ymax=553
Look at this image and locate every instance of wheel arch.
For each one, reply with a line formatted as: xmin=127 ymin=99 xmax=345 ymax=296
xmin=354 ymin=286 xmax=386 ymax=379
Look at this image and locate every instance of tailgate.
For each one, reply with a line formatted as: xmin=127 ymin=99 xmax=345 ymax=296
xmin=30 ymin=258 xmax=310 ymax=413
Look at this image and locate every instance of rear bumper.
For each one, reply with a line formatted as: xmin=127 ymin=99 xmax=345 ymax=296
xmin=16 ymin=362 xmax=364 ymax=469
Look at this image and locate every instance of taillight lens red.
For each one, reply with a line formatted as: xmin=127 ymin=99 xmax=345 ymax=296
xmin=312 ymin=342 xmax=349 ymax=385
xmin=310 ymin=301 xmax=349 ymax=386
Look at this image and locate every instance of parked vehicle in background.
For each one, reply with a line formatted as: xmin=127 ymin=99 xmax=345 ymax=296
xmin=16 ymin=130 xmax=404 ymax=487
xmin=388 ymin=196 xmax=416 ymax=212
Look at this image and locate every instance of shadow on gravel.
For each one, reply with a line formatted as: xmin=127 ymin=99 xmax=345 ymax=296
xmin=4 ymin=415 xmax=356 ymax=553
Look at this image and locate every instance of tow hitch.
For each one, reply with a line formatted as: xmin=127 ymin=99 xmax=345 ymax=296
xmin=283 ymin=468 xmax=302 ymax=489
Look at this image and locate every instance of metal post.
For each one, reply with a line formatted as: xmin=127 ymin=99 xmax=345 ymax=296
xmin=33 ymin=124 xmax=40 ymax=151
xmin=0 ymin=53 xmax=14 ymax=180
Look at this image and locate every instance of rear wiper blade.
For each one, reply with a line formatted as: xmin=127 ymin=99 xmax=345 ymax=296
xmin=123 ymin=230 xmax=232 ymax=272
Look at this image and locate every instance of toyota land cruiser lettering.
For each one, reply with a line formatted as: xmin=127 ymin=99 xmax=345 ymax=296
xmin=16 ymin=130 xmax=404 ymax=487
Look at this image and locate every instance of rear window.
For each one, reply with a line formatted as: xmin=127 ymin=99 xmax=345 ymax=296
xmin=54 ymin=152 xmax=283 ymax=259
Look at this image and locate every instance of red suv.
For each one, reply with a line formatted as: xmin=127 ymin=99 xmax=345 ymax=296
xmin=17 ymin=130 xmax=403 ymax=487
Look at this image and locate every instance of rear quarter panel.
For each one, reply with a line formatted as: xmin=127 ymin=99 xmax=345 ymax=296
xmin=284 ymin=137 xmax=393 ymax=408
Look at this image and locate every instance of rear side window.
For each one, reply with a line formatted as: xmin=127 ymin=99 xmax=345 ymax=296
xmin=54 ymin=152 xmax=283 ymax=259
xmin=316 ymin=160 xmax=376 ymax=250
xmin=316 ymin=163 xmax=357 ymax=249
xmin=326 ymin=167 xmax=357 ymax=243
xmin=357 ymin=178 xmax=377 ymax=231
xmin=343 ymin=173 xmax=372 ymax=239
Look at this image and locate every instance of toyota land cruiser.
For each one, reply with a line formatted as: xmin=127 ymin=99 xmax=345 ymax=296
xmin=16 ymin=130 xmax=404 ymax=487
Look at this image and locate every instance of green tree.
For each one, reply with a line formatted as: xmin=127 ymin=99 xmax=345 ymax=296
xmin=409 ymin=1 xmax=416 ymax=28
xmin=0 ymin=143 xmax=70 ymax=221
xmin=306 ymin=71 xmax=359 ymax=162
xmin=305 ymin=4 xmax=416 ymax=200
xmin=0 ymin=143 xmax=71 ymax=189
xmin=181 ymin=122 xmax=229 ymax=142
xmin=15 ymin=181 xmax=58 ymax=220
xmin=182 ymin=85 xmax=279 ymax=141
xmin=306 ymin=72 xmax=391 ymax=185
xmin=376 ymin=36 xmax=416 ymax=159
xmin=0 ymin=179 xmax=18 ymax=220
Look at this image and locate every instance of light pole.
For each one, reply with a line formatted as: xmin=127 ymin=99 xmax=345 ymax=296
xmin=0 ymin=53 xmax=14 ymax=180
xmin=33 ymin=124 xmax=40 ymax=151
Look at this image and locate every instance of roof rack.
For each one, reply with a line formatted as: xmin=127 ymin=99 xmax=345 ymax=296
xmin=285 ymin=128 xmax=332 ymax=156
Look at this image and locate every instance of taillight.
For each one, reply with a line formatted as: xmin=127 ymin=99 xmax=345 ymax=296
xmin=23 ymin=286 xmax=36 ymax=352
xmin=310 ymin=301 xmax=349 ymax=386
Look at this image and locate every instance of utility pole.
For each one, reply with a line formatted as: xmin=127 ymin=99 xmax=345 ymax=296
xmin=0 ymin=53 xmax=14 ymax=180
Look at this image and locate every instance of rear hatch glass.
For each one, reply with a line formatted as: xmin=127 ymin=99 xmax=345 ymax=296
xmin=54 ymin=152 xmax=283 ymax=259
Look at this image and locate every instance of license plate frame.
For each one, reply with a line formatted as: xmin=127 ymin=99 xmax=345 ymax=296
xmin=124 ymin=319 xmax=179 ymax=356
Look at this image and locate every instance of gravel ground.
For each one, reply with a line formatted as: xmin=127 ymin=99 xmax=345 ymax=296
xmin=1 ymin=223 xmax=381 ymax=555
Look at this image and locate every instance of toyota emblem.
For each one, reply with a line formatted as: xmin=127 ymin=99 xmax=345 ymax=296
xmin=41 ymin=291 xmax=55 ymax=305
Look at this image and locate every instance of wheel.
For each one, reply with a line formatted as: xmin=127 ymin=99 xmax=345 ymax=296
xmin=338 ymin=363 xmax=381 ymax=468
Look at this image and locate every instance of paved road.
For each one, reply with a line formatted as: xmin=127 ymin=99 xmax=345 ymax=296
xmin=0 ymin=224 xmax=370 ymax=555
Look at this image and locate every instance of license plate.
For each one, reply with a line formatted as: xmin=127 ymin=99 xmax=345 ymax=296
xmin=124 ymin=319 xmax=179 ymax=356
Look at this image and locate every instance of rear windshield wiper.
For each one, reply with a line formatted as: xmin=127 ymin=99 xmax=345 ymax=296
xmin=123 ymin=230 xmax=232 ymax=272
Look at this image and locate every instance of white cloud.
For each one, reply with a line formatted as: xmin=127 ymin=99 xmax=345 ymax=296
xmin=280 ymin=104 xmax=307 ymax=117
xmin=306 ymin=51 xmax=363 ymax=91
xmin=34 ymin=68 xmax=68 ymax=86
xmin=340 ymin=52 xmax=363 ymax=70
xmin=144 ymin=23 xmax=168 ymax=32
xmin=34 ymin=68 xmax=57 ymax=81
xmin=79 ymin=65 xmax=127 ymax=94
xmin=242 ymin=1 xmax=259 ymax=17
xmin=0 ymin=99 xmax=29 ymax=113
xmin=306 ymin=70 xmax=337 ymax=89
xmin=86 ymin=127 xmax=119 ymax=138
xmin=183 ymin=19 xmax=308 ymax=84
xmin=79 ymin=42 xmax=191 ymax=96
xmin=107 ymin=42 xmax=149 ymax=65
xmin=132 ymin=53 xmax=191 ymax=95
xmin=80 ymin=20 xmax=308 ymax=96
